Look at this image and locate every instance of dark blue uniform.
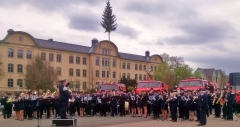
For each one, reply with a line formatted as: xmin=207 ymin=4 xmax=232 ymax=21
xmin=197 ymin=93 xmax=208 ymax=126
xmin=226 ymin=91 xmax=234 ymax=120
xmin=59 ymin=84 xmax=71 ymax=119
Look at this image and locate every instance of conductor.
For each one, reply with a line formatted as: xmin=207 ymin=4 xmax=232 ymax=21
xmin=59 ymin=79 xmax=71 ymax=119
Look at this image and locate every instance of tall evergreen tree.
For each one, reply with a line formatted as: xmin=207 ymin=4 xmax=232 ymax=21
xmin=101 ymin=0 xmax=117 ymax=82
xmin=101 ymin=0 xmax=117 ymax=41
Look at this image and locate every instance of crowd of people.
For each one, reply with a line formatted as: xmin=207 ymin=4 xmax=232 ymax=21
xmin=1 ymin=80 xmax=240 ymax=126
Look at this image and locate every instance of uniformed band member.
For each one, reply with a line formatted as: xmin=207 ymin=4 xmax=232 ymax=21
xmin=197 ymin=88 xmax=208 ymax=126
xmin=59 ymin=79 xmax=71 ymax=119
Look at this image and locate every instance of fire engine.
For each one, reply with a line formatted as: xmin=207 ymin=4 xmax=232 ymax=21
xmin=135 ymin=68 xmax=168 ymax=94
xmin=177 ymin=77 xmax=219 ymax=92
xmin=98 ymin=82 xmax=126 ymax=92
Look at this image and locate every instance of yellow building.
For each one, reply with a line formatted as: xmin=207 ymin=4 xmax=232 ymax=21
xmin=0 ymin=29 xmax=163 ymax=92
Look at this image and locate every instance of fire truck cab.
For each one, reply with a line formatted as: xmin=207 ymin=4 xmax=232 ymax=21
xmin=135 ymin=80 xmax=168 ymax=94
xmin=177 ymin=77 xmax=219 ymax=93
xmin=98 ymin=82 xmax=126 ymax=92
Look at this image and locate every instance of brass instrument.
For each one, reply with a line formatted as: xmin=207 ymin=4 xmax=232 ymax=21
xmin=51 ymin=91 xmax=56 ymax=97
xmin=212 ymin=94 xmax=217 ymax=105
xmin=218 ymin=93 xmax=224 ymax=106
xmin=7 ymin=94 xmax=16 ymax=103
xmin=42 ymin=89 xmax=51 ymax=98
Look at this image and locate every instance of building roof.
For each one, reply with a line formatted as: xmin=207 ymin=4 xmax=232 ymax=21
xmin=215 ymin=70 xmax=220 ymax=75
xmin=202 ymin=68 xmax=215 ymax=76
xmin=1 ymin=29 xmax=162 ymax=63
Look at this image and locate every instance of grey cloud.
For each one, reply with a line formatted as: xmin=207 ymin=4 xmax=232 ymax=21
xmin=165 ymin=20 xmax=239 ymax=45
xmin=186 ymin=53 xmax=240 ymax=74
xmin=116 ymin=24 xmax=138 ymax=38
xmin=0 ymin=0 xmax=102 ymax=12
xmin=68 ymin=12 xmax=101 ymax=31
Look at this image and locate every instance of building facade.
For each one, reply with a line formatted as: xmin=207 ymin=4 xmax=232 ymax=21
xmin=0 ymin=29 xmax=163 ymax=92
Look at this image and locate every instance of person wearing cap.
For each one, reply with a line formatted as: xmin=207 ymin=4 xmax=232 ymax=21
xmin=59 ymin=79 xmax=71 ymax=119
xmin=197 ymin=88 xmax=208 ymax=126
xmin=1 ymin=92 xmax=8 ymax=119
xmin=222 ymin=88 xmax=227 ymax=119
xmin=205 ymin=88 xmax=212 ymax=117
xmin=213 ymin=88 xmax=221 ymax=118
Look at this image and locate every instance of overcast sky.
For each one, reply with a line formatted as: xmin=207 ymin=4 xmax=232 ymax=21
xmin=0 ymin=0 xmax=239 ymax=74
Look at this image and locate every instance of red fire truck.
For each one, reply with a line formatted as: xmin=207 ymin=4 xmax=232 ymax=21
xmin=135 ymin=80 xmax=168 ymax=94
xmin=98 ymin=82 xmax=126 ymax=92
xmin=177 ymin=77 xmax=219 ymax=92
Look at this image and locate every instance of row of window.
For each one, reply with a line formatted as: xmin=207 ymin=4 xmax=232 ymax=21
xmin=119 ymin=73 xmax=147 ymax=80
xmin=64 ymin=81 xmax=88 ymax=89
xmin=8 ymin=64 xmax=24 ymax=73
xmin=7 ymin=79 xmax=23 ymax=88
xmin=8 ymin=49 xmax=32 ymax=59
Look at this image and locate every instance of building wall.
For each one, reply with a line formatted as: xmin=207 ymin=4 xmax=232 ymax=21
xmin=0 ymin=32 xmax=162 ymax=92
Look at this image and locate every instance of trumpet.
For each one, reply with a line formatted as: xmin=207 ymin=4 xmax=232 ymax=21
xmin=51 ymin=91 xmax=56 ymax=97
xmin=164 ymin=97 xmax=172 ymax=105
xmin=212 ymin=94 xmax=217 ymax=105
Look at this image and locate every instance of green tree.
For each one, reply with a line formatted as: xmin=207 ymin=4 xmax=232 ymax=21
xmin=120 ymin=76 xmax=137 ymax=92
xmin=101 ymin=0 xmax=117 ymax=41
xmin=193 ymin=70 xmax=202 ymax=78
xmin=153 ymin=63 xmax=174 ymax=88
xmin=173 ymin=64 xmax=193 ymax=87
xmin=24 ymin=55 xmax=59 ymax=91
xmin=220 ymin=70 xmax=227 ymax=89
xmin=0 ymin=57 xmax=5 ymax=80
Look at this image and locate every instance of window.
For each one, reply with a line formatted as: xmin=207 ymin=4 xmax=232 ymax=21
xmin=143 ymin=65 xmax=146 ymax=71
xmin=76 ymin=81 xmax=80 ymax=89
xmin=69 ymin=56 xmax=73 ymax=64
xmin=83 ymin=69 xmax=87 ymax=77
xmin=76 ymin=56 xmax=80 ymax=64
xmin=112 ymin=59 xmax=116 ymax=67
xmin=41 ymin=52 xmax=46 ymax=60
xmin=26 ymin=50 xmax=32 ymax=59
xmin=19 ymin=37 xmax=22 ymax=41
xmin=154 ymin=66 xmax=157 ymax=71
xmin=127 ymin=73 xmax=130 ymax=79
xmin=69 ymin=68 xmax=73 ymax=76
xmin=17 ymin=79 xmax=23 ymax=87
xmin=95 ymin=57 xmax=99 ymax=66
xmin=107 ymin=71 xmax=109 ymax=78
xmin=49 ymin=53 xmax=54 ymax=61
xmin=17 ymin=49 xmax=23 ymax=58
xmin=76 ymin=69 xmax=80 ymax=77
xmin=135 ymin=64 xmax=138 ymax=70
xmin=102 ymin=58 xmax=105 ymax=66
xmin=104 ymin=58 xmax=108 ymax=66
xmin=102 ymin=71 xmax=105 ymax=78
xmin=96 ymin=70 xmax=99 ymax=77
xmin=151 ymin=66 xmax=153 ymax=70
xmin=122 ymin=62 xmax=126 ymax=69
xmin=8 ymin=63 xmax=14 ymax=72
xmin=139 ymin=74 xmax=142 ymax=80
xmin=57 ymin=54 xmax=61 ymax=62
xmin=82 ymin=57 xmax=87 ymax=65
xmin=135 ymin=74 xmax=138 ymax=80
xmin=119 ymin=73 xmax=121 ymax=79
xmin=57 ymin=67 xmax=61 ymax=75
xmin=139 ymin=64 xmax=142 ymax=71
xmin=113 ymin=72 xmax=116 ymax=78
xmin=127 ymin=63 xmax=130 ymax=70
xmin=122 ymin=73 xmax=126 ymax=78
xmin=119 ymin=62 xmax=121 ymax=69
xmin=144 ymin=75 xmax=146 ymax=80
xmin=102 ymin=49 xmax=109 ymax=55
xmin=8 ymin=79 xmax=13 ymax=88
xmin=83 ymin=82 xmax=87 ymax=89
xmin=8 ymin=48 xmax=14 ymax=58
xmin=17 ymin=64 xmax=23 ymax=73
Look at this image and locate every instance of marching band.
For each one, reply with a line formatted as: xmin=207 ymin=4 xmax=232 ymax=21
xmin=0 ymin=85 xmax=240 ymax=126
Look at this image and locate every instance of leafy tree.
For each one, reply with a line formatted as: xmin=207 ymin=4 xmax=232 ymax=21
xmin=153 ymin=63 xmax=174 ymax=88
xmin=24 ymin=55 xmax=59 ymax=91
xmin=0 ymin=56 xmax=5 ymax=80
xmin=173 ymin=65 xmax=193 ymax=87
xmin=120 ymin=76 xmax=137 ymax=92
xmin=220 ymin=70 xmax=227 ymax=89
xmin=193 ymin=70 xmax=202 ymax=78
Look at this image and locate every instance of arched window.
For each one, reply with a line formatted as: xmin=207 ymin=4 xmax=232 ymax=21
xmin=17 ymin=64 xmax=23 ymax=73
xmin=8 ymin=78 xmax=13 ymax=88
xmin=8 ymin=63 xmax=14 ymax=72
xmin=83 ymin=69 xmax=87 ymax=77
xmin=57 ymin=67 xmax=61 ymax=75
xmin=17 ymin=79 xmax=23 ymax=87
xmin=69 ymin=68 xmax=73 ymax=76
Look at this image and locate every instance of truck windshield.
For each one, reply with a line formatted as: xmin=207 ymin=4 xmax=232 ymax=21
xmin=137 ymin=82 xmax=161 ymax=88
xmin=100 ymin=84 xmax=117 ymax=90
xmin=178 ymin=80 xmax=203 ymax=87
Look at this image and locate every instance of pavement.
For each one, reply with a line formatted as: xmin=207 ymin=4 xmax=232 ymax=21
xmin=0 ymin=113 xmax=240 ymax=127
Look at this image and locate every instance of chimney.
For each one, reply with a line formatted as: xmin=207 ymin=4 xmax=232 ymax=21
xmin=91 ymin=38 xmax=98 ymax=47
xmin=48 ymin=38 xmax=53 ymax=41
xmin=145 ymin=50 xmax=150 ymax=57
xmin=7 ymin=29 xmax=14 ymax=35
